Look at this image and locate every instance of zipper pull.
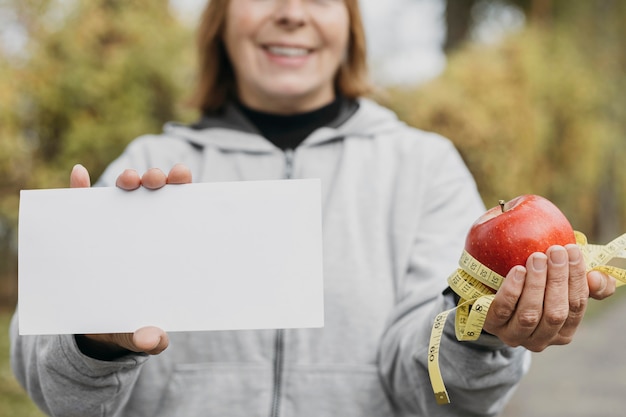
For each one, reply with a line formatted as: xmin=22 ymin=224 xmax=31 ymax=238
xmin=284 ymin=149 xmax=294 ymax=179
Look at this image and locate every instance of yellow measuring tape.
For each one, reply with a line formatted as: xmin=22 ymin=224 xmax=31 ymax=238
xmin=428 ymin=232 xmax=626 ymax=405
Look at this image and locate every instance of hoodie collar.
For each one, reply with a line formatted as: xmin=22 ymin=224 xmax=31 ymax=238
xmin=164 ymin=98 xmax=400 ymax=152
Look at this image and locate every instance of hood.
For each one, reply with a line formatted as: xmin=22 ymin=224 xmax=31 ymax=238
xmin=162 ymin=98 xmax=404 ymax=153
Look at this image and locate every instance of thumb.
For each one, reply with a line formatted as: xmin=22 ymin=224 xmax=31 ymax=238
xmin=70 ymin=164 xmax=91 ymax=188
xmin=132 ymin=326 xmax=169 ymax=355
xmin=587 ymin=270 xmax=616 ymax=300
xmin=79 ymin=327 xmax=169 ymax=358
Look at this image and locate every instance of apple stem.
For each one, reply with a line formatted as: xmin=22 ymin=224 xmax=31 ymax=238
xmin=499 ymin=200 xmax=506 ymax=213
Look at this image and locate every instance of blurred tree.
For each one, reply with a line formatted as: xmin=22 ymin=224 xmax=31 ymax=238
xmin=443 ymin=0 xmax=478 ymax=52
xmin=400 ymin=0 xmax=626 ymax=243
xmin=0 ymin=56 xmax=31 ymax=307
xmin=0 ymin=0 xmax=195 ymax=308
xmin=444 ymin=0 xmax=554 ymax=52
xmin=20 ymin=0 xmax=195 ymax=186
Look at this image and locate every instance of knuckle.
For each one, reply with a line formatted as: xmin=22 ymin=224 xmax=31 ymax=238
xmin=569 ymin=297 xmax=588 ymax=315
xmin=491 ymin=304 xmax=514 ymax=322
xmin=543 ymin=307 xmax=569 ymax=326
xmin=526 ymin=343 xmax=547 ymax=353
xmin=516 ymin=311 xmax=542 ymax=328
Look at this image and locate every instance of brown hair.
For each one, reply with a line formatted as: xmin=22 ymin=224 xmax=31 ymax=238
xmin=189 ymin=0 xmax=371 ymax=112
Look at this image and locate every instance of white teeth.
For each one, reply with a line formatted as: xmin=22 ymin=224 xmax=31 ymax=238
xmin=267 ymin=46 xmax=309 ymax=57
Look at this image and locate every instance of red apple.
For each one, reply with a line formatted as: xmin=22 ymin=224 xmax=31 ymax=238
xmin=465 ymin=194 xmax=576 ymax=278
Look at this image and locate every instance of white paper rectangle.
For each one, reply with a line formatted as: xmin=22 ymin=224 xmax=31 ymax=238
xmin=18 ymin=179 xmax=324 ymax=335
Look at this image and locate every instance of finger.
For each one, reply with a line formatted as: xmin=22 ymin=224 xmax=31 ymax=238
xmin=132 ymin=326 xmax=169 ymax=355
xmin=141 ymin=168 xmax=167 ymax=190
xmin=116 ymin=169 xmax=142 ymax=190
xmin=555 ymin=244 xmax=589 ymax=341
xmin=588 ymin=270 xmax=616 ymax=300
xmin=167 ymin=163 xmax=192 ymax=185
xmin=511 ymin=253 xmax=548 ymax=338
xmin=528 ymin=246 xmax=570 ymax=347
xmin=483 ymin=265 xmax=526 ymax=336
xmin=84 ymin=327 xmax=168 ymax=356
xmin=70 ymin=164 xmax=91 ymax=188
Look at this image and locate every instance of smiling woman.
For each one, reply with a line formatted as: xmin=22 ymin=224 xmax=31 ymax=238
xmin=223 ymin=0 xmax=349 ymax=112
xmin=191 ymin=0 xmax=370 ymax=113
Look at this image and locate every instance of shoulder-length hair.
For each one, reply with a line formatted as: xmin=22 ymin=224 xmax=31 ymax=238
xmin=189 ymin=0 xmax=371 ymax=112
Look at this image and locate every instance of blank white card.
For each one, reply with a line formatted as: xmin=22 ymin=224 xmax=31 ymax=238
xmin=18 ymin=179 xmax=324 ymax=335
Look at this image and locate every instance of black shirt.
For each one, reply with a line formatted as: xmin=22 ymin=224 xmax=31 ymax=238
xmin=235 ymin=96 xmax=344 ymax=151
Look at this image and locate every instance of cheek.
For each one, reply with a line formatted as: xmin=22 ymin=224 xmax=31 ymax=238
xmin=322 ymin=37 xmax=349 ymax=76
xmin=224 ymin=34 xmax=254 ymax=73
xmin=322 ymin=14 xmax=350 ymax=63
xmin=224 ymin=7 xmax=261 ymax=66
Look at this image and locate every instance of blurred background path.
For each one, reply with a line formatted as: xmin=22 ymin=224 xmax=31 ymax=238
xmin=503 ymin=293 xmax=626 ymax=417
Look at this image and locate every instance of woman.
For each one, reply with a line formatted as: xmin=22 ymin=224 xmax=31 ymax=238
xmin=11 ymin=1 xmax=614 ymax=416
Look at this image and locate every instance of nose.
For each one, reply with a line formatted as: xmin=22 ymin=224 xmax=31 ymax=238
xmin=273 ymin=0 xmax=308 ymax=29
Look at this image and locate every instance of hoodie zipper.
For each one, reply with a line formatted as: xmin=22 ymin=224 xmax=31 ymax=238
xmin=270 ymin=329 xmax=284 ymax=417
xmin=283 ymin=148 xmax=294 ymax=180
xmin=270 ymin=149 xmax=294 ymax=417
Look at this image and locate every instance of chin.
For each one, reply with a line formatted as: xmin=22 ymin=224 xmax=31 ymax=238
xmin=271 ymin=87 xmax=332 ymax=109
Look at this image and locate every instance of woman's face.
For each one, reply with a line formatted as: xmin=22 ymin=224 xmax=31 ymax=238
xmin=223 ymin=0 xmax=350 ymax=114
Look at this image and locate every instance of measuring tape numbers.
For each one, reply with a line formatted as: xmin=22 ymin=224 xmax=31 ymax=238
xmin=427 ymin=232 xmax=626 ymax=405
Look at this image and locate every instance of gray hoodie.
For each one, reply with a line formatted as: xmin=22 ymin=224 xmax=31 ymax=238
xmin=11 ymin=98 xmax=530 ymax=417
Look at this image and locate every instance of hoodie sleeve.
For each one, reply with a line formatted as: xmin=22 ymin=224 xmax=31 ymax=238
xmin=378 ymin=135 xmax=531 ymax=416
xmin=9 ymin=312 xmax=149 ymax=417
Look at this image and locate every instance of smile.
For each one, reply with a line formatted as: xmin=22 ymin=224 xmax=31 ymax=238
xmin=265 ymin=45 xmax=312 ymax=57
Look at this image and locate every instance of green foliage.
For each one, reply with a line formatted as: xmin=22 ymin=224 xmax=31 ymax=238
xmin=19 ymin=0 xmax=196 ymax=186
xmin=386 ymin=22 xmax=625 ymax=242
xmin=0 ymin=0 xmax=196 ymax=307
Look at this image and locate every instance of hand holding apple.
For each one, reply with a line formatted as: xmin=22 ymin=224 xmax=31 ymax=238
xmin=466 ymin=195 xmax=615 ymax=351
xmin=428 ymin=195 xmax=622 ymax=404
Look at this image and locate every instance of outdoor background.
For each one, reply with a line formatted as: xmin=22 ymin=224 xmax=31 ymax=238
xmin=1 ymin=0 xmax=625 ymax=416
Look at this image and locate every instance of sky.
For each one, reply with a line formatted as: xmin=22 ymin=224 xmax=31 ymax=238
xmin=169 ymin=0 xmax=449 ymax=86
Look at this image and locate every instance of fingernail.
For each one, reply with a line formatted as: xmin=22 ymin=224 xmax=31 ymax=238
xmin=566 ymin=244 xmax=581 ymax=264
xmin=532 ymin=254 xmax=547 ymax=272
xmin=513 ymin=266 xmax=526 ymax=282
xmin=549 ymin=247 xmax=567 ymax=266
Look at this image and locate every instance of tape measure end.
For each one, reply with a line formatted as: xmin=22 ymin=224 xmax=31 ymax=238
xmin=435 ymin=391 xmax=450 ymax=405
